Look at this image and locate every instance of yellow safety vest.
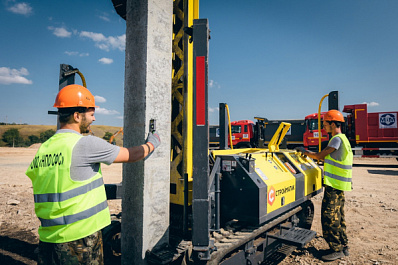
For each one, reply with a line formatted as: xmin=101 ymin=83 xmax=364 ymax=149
xmin=26 ymin=132 xmax=110 ymax=243
xmin=324 ymin=133 xmax=353 ymax=191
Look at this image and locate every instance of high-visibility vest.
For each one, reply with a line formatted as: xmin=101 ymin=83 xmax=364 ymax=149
xmin=26 ymin=132 xmax=110 ymax=243
xmin=324 ymin=133 xmax=353 ymax=191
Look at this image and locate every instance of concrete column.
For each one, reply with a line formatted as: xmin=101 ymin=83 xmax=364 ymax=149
xmin=122 ymin=0 xmax=172 ymax=264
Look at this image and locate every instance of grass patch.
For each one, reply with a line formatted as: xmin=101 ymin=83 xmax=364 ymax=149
xmin=0 ymin=125 xmax=124 ymax=147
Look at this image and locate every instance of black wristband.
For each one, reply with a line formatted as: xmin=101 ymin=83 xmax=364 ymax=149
xmin=145 ymin=143 xmax=152 ymax=152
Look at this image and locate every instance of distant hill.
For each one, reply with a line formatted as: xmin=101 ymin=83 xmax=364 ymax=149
xmin=0 ymin=125 xmax=124 ymax=147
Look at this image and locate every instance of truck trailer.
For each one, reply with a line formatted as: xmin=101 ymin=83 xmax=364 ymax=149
xmin=343 ymin=103 xmax=398 ymax=156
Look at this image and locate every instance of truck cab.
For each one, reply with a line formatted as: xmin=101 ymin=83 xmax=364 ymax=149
xmin=229 ymin=120 xmax=255 ymax=148
xmin=303 ymin=112 xmax=329 ymax=151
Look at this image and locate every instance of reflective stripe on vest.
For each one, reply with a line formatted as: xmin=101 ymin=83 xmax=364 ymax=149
xmin=324 ymin=134 xmax=353 ymax=191
xmin=324 ymin=171 xmax=352 ymax=183
xmin=34 ymin=178 xmax=104 ymax=203
xmin=26 ymin=132 xmax=111 ymax=243
xmin=324 ymin=159 xmax=352 ymax=170
xmin=39 ymin=200 xmax=108 ymax=227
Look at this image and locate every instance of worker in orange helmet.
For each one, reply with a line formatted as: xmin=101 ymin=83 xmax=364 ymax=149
xmin=296 ymin=109 xmax=353 ymax=261
xmin=26 ymin=84 xmax=160 ymax=265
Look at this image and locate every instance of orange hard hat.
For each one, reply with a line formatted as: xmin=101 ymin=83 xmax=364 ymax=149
xmin=53 ymin=84 xmax=98 ymax=108
xmin=324 ymin=109 xmax=345 ymax=122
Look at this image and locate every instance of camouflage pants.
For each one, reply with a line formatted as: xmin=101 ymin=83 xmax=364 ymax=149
xmin=321 ymin=185 xmax=348 ymax=252
xmin=37 ymin=231 xmax=104 ymax=265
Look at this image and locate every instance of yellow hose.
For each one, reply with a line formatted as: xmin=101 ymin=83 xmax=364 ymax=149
xmin=63 ymin=68 xmax=87 ymax=88
xmin=225 ymin=104 xmax=233 ymax=149
xmin=77 ymin=71 xmax=87 ymax=88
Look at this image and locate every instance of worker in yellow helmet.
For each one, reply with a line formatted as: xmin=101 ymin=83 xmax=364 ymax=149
xmin=26 ymin=84 xmax=160 ymax=265
xmin=296 ymin=109 xmax=352 ymax=262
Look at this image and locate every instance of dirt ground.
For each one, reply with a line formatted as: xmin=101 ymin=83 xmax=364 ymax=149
xmin=1 ymin=146 xmax=397 ymax=265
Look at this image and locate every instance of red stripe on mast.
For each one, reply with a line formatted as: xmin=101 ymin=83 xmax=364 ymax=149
xmin=196 ymin=56 xmax=206 ymax=125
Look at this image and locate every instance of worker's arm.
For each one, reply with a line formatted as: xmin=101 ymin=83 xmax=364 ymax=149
xmin=303 ymin=146 xmax=335 ymax=161
xmin=114 ymin=144 xmax=154 ymax=163
xmin=113 ymin=131 xmax=161 ymax=163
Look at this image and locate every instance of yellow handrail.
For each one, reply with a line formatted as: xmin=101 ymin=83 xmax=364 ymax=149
xmin=318 ymin=94 xmax=328 ymax=153
xmin=225 ymin=104 xmax=233 ymax=149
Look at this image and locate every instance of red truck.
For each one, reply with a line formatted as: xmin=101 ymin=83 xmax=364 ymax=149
xmin=229 ymin=120 xmax=255 ymax=148
xmin=303 ymin=112 xmax=329 ymax=151
xmin=343 ymin=103 xmax=398 ymax=155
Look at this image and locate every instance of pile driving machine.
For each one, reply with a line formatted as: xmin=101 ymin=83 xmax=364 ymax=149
xmin=105 ymin=1 xmax=324 ymax=264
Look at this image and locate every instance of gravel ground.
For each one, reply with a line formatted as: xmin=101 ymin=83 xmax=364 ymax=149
xmin=1 ymin=147 xmax=397 ymax=265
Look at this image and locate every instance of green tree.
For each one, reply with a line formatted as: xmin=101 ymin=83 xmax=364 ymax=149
xmin=103 ymin=132 xmax=113 ymax=141
xmin=2 ymin=128 xmax=23 ymax=147
xmin=28 ymin=135 xmax=40 ymax=144
xmin=40 ymin=129 xmax=55 ymax=142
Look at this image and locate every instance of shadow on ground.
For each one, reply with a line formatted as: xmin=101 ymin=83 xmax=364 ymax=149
xmin=0 ymin=225 xmax=38 ymax=265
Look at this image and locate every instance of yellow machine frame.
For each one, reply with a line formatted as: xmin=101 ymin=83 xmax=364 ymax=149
xmin=170 ymin=0 xmax=199 ymax=206
xmin=211 ymin=122 xmax=322 ymax=215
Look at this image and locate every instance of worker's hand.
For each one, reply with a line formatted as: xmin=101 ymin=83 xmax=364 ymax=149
xmin=295 ymin=146 xmax=307 ymax=154
xmin=146 ymin=131 xmax=161 ymax=149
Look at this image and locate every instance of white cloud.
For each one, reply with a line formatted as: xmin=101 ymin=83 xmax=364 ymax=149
xmin=95 ymin=107 xmax=120 ymax=115
xmin=48 ymin=26 xmax=72 ymax=38
xmin=99 ymin=15 xmax=110 ymax=22
xmin=209 ymin=79 xmax=221 ymax=89
xmin=80 ymin=31 xmax=125 ymax=51
xmin=64 ymin=51 xmax=78 ymax=56
xmin=99 ymin=57 xmax=113 ymax=64
xmin=7 ymin=2 xmax=32 ymax=15
xmin=107 ymin=35 xmax=126 ymax=51
xmin=96 ymin=43 xmax=110 ymax=51
xmin=65 ymin=51 xmax=89 ymax=57
xmin=209 ymin=107 xmax=219 ymax=113
xmin=363 ymin=101 xmax=379 ymax=107
xmin=94 ymin=95 xmax=106 ymax=103
xmin=80 ymin=31 xmax=106 ymax=42
xmin=0 ymin=67 xmax=33 ymax=85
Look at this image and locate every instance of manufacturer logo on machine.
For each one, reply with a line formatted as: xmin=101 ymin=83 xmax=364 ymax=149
xmin=275 ymin=185 xmax=295 ymax=196
xmin=379 ymin=113 xmax=397 ymax=129
xmin=268 ymin=186 xmax=275 ymax=206
xmin=268 ymin=185 xmax=295 ymax=206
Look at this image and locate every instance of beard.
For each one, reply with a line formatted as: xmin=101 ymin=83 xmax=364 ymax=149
xmin=79 ymin=115 xmax=91 ymax=134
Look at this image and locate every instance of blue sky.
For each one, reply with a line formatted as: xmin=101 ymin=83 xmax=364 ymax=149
xmin=1 ymin=0 xmax=398 ymax=127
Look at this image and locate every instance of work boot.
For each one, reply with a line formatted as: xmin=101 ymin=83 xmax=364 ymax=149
xmin=321 ymin=250 xmax=345 ymax=261
xmin=343 ymin=246 xmax=349 ymax=256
